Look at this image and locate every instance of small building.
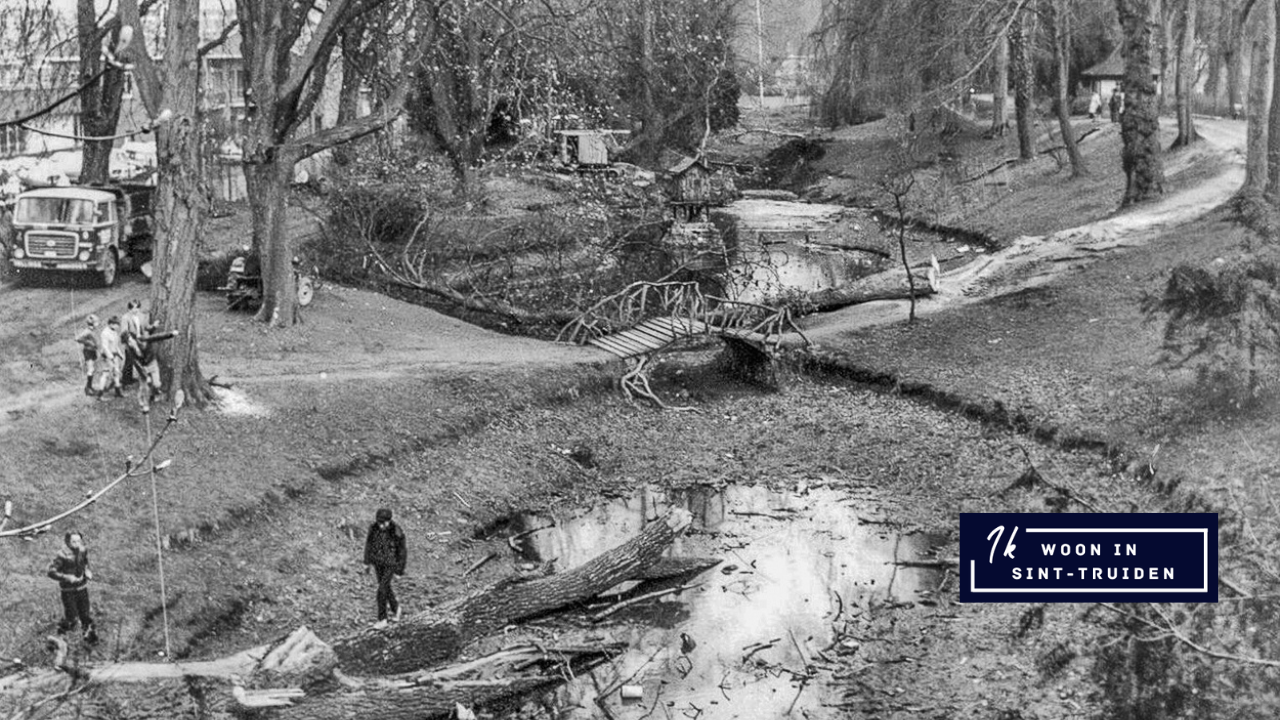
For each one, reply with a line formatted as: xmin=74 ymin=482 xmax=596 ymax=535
xmin=1080 ymin=50 xmax=1161 ymax=100
xmin=667 ymin=155 xmax=713 ymax=223
xmin=555 ymin=129 xmax=626 ymax=168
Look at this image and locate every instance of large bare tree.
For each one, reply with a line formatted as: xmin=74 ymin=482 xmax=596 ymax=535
xmin=119 ymin=0 xmax=212 ymax=405
xmin=1116 ymin=0 xmax=1165 ymax=205
xmin=236 ymin=0 xmax=409 ymax=326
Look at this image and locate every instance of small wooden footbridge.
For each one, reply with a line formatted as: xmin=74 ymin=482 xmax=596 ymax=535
xmin=557 ymin=281 xmax=809 ymax=407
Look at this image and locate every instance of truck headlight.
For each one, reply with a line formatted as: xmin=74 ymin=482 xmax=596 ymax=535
xmin=13 ymin=248 xmax=23 ymax=259
xmin=79 ymin=250 xmax=91 ymax=261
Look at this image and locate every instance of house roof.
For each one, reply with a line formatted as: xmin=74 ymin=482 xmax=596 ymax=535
xmin=1081 ymin=49 xmax=1161 ymax=79
xmin=668 ymin=155 xmax=710 ymax=175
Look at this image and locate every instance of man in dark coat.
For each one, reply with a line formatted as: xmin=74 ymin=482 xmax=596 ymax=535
xmin=363 ymin=508 xmax=407 ymax=626
xmin=48 ymin=530 xmax=98 ymax=643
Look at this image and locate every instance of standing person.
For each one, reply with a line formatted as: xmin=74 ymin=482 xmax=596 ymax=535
xmin=128 ymin=321 xmax=177 ymax=402
xmin=121 ymin=301 xmax=146 ymax=387
xmin=363 ymin=508 xmax=407 ymax=628
xmin=74 ymin=315 xmax=100 ymax=396
xmin=47 ymin=531 xmax=98 ymax=643
xmin=97 ymin=316 xmax=125 ymax=399
xmin=1109 ymin=87 xmax=1121 ymax=123
xmin=1087 ymin=90 xmax=1103 ymax=121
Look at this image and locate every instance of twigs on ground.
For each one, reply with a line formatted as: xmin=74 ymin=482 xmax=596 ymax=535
xmin=464 ymin=552 xmax=498 ymax=577
xmin=590 ymin=583 xmax=703 ymax=622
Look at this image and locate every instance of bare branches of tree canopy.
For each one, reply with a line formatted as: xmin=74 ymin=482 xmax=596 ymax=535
xmin=812 ymin=0 xmax=1030 ymax=126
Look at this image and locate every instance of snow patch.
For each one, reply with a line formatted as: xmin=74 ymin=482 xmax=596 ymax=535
xmin=214 ymin=387 xmax=271 ymax=417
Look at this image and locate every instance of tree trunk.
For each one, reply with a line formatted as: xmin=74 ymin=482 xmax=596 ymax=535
xmin=244 ymin=158 xmax=300 ymax=326
xmin=1203 ymin=7 xmax=1223 ymax=108
xmin=76 ymin=0 xmax=126 ymax=184
xmin=1117 ymin=0 xmax=1167 ymax=205
xmin=1244 ymin=0 xmax=1273 ymax=195
xmin=120 ymin=0 xmax=213 ymax=406
xmin=1009 ymin=10 xmax=1035 ymax=160
xmin=332 ymin=27 xmax=365 ymax=167
xmin=808 ymin=269 xmax=938 ymax=311
xmin=991 ymin=27 xmax=1009 ymax=136
xmin=1051 ymin=0 xmax=1088 ymax=177
xmin=331 ymin=508 xmax=693 ymax=676
xmin=1159 ymin=0 xmax=1177 ymax=111
xmin=1172 ymin=0 xmax=1200 ymax=147
xmin=1269 ymin=0 xmax=1280 ymax=195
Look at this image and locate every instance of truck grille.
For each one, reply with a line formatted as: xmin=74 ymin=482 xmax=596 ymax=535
xmin=24 ymin=232 xmax=79 ymax=259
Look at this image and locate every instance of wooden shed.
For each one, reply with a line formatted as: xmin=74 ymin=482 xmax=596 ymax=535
xmin=555 ymin=130 xmax=624 ymax=168
xmin=667 ymin=155 xmax=713 ymax=223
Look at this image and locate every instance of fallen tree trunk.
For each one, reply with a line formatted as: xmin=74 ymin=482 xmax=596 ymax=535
xmin=809 ymin=267 xmax=940 ymax=312
xmin=270 ymin=641 xmax=625 ymax=720
xmin=332 ymin=508 xmax=693 ymax=675
xmin=2 ymin=510 xmax=698 ymax=718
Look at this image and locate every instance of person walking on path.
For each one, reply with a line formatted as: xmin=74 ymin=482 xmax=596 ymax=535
xmin=1087 ymin=90 xmax=1103 ymax=121
xmin=363 ymin=508 xmax=407 ymax=628
xmin=1109 ymin=88 xmax=1121 ymax=123
xmin=74 ymin=315 xmax=100 ymax=396
xmin=48 ymin=531 xmax=98 ymax=643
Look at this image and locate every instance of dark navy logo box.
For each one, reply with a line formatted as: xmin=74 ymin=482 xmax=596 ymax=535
xmin=959 ymin=513 xmax=1217 ymax=603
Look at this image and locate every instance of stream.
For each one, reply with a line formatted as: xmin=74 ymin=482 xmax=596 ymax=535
xmin=500 ymin=484 xmax=945 ymax=719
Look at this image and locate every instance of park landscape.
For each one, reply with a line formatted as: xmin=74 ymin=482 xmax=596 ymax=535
xmin=2 ymin=0 xmax=1280 ymax=719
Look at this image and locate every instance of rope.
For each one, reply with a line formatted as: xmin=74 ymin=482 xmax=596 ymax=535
xmin=19 ymin=121 xmax=160 ymax=144
xmin=143 ymin=407 xmax=173 ymax=658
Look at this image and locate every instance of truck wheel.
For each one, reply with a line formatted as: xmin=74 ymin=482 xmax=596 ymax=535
xmin=297 ymin=276 xmax=315 ymax=307
xmin=99 ymin=249 xmax=118 ymax=287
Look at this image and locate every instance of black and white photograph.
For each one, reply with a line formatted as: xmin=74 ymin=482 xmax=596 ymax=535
xmin=0 ymin=0 xmax=1274 ymax=718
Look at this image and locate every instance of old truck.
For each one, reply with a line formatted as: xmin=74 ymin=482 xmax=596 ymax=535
xmin=7 ymin=183 xmax=154 ymax=287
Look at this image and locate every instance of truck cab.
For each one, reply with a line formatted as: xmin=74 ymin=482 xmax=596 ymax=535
xmin=8 ymin=185 xmax=153 ymax=287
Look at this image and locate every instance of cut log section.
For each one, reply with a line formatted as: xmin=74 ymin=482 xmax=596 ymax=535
xmin=808 ymin=262 xmax=941 ymax=311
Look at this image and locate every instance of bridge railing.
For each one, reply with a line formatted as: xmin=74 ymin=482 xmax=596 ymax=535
xmin=557 ymin=280 xmax=808 ymax=350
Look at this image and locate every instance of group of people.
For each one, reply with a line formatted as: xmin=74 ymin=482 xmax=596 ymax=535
xmin=47 ymin=508 xmax=408 ymax=644
xmin=1088 ymin=85 xmax=1126 ymax=123
xmin=73 ymin=300 xmax=172 ymax=402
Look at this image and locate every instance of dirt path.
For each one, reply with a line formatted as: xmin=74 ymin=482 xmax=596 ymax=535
xmin=0 ymin=279 xmax=613 ymax=422
xmin=799 ymin=116 xmax=1247 ymax=340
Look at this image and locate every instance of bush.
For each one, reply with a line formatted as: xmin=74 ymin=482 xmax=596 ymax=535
xmin=1142 ymin=247 xmax=1280 ymax=404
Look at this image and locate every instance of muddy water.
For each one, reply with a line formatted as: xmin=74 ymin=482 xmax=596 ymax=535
xmin=508 ymin=485 xmax=943 ymax=719
xmin=728 ymin=242 xmax=886 ymax=302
